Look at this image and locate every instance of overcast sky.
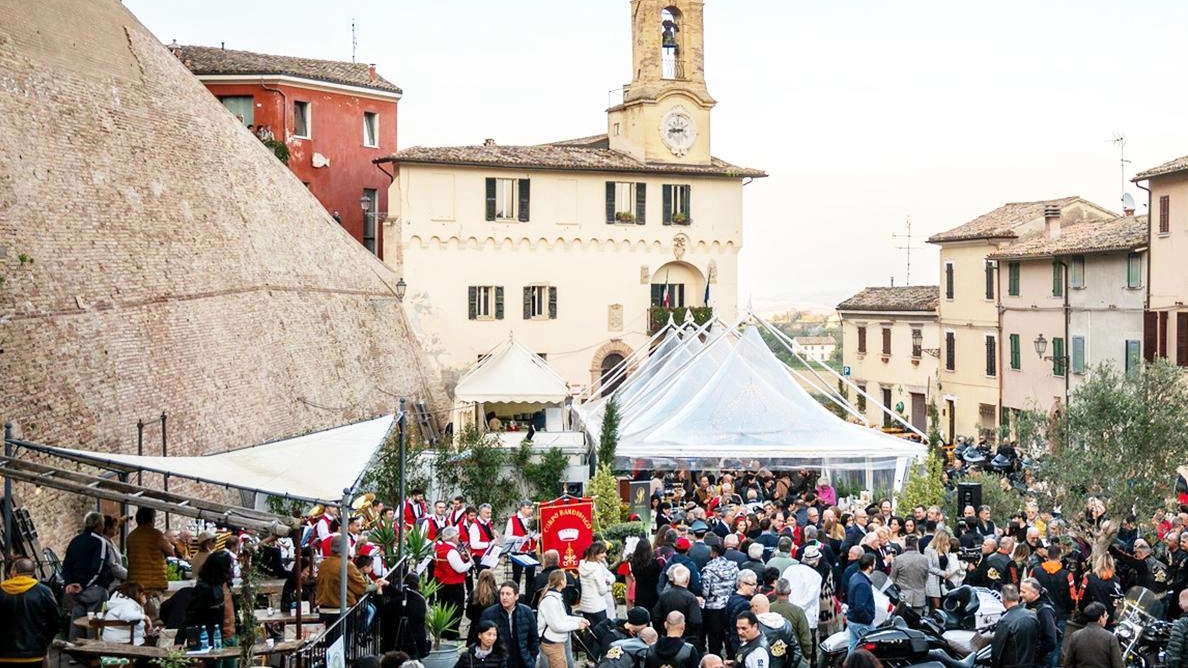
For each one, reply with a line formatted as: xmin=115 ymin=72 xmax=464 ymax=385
xmin=124 ymin=0 xmax=1188 ymax=312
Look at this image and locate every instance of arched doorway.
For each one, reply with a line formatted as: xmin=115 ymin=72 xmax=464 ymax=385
xmin=600 ymin=353 xmax=626 ymax=397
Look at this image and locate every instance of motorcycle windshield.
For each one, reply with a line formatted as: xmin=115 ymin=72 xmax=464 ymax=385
xmin=1117 ymin=586 xmax=1160 ymax=620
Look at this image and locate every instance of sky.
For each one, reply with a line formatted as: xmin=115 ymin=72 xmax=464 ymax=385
xmin=124 ymin=0 xmax=1188 ymax=313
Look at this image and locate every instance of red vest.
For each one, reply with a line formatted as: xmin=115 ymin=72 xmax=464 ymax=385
xmin=508 ymin=515 xmax=536 ymax=554
xmin=469 ymin=520 xmax=496 ymax=558
xmin=434 ymin=542 xmax=466 ymax=585
xmin=425 ymin=516 xmax=448 ymax=541
xmin=447 ymin=507 xmax=466 ymax=526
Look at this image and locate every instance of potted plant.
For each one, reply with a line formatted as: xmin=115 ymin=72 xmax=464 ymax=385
xmin=672 ymin=211 xmax=689 ymax=224
xmin=401 ymin=524 xmax=434 ymax=565
xmin=421 ymin=601 xmax=461 ymax=668
xmin=615 ymin=211 xmax=635 ymax=223
xmin=150 ymin=649 xmax=196 ymax=668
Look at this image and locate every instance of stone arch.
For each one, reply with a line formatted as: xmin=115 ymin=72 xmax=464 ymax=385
xmin=650 ymin=260 xmax=706 ymax=308
xmin=590 ymin=338 xmax=635 ymax=394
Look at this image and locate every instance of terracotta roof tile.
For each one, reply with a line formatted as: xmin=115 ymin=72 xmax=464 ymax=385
xmin=380 ymin=135 xmax=767 ymax=178
xmin=988 ymin=215 xmax=1147 ymax=259
xmin=1134 ymin=154 xmax=1188 ymax=180
xmin=927 ymin=197 xmax=1083 ymax=243
xmin=836 ymin=286 xmax=939 ymax=312
xmin=174 ymin=44 xmax=401 ymax=94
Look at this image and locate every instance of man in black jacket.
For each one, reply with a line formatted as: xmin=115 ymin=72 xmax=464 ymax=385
xmin=0 ymin=557 xmax=60 ymax=665
xmin=991 ymin=585 xmax=1038 ymax=668
xmin=62 ymin=511 xmax=113 ymax=640
xmin=531 ymin=550 xmax=579 ymax=610
xmin=481 ymin=581 xmax=539 ymax=668
xmin=1021 ymin=578 xmax=1060 ymax=668
xmin=645 ymin=611 xmax=700 ymax=668
xmin=652 ymin=564 xmax=702 ymax=645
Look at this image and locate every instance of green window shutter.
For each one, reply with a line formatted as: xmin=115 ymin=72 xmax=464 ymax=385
xmin=468 ymin=286 xmax=477 ymax=320
xmin=1008 ymin=263 xmax=1019 ymax=296
xmin=605 ymin=182 xmax=616 ymax=223
xmin=494 ymin=286 xmax=504 ymax=320
xmin=683 ymin=185 xmax=692 ymax=223
xmin=1053 ymin=337 xmax=1065 ymax=376
xmin=662 ymin=185 xmax=673 ymax=225
xmin=1052 ymin=262 xmax=1063 ymax=297
xmin=1009 ymin=334 xmax=1020 ymax=370
xmin=635 ymin=182 xmax=646 ymax=224
xmin=485 ymin=178 xmax=496 ymax=221
xmin=1071 ymin=336 xmax=1085 ymax=373
xmin=523 ymin=286 xmax=532 ymax=319
xmin=548 ymin=286 xmax=557 ymax=319
xmin=517 ymin=179 xmax=530 ymax=222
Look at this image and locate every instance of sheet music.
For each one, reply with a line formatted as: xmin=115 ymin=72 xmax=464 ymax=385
xmin=480 ymin=545 xmax=503 ymax=569
xmin=509 ymin=535 xmax=534 ymax=554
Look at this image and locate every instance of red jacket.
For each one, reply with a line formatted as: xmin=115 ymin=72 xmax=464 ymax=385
xmin=434 ymin=542 xmax=467 ymax=585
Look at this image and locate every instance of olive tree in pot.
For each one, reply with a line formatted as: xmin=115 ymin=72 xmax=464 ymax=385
xmin=421 ymin=601 xmax=461 ymax=668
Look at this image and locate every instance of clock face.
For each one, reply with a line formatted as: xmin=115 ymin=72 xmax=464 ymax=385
xmin=660 ymin=106 xmax=698 ymax=157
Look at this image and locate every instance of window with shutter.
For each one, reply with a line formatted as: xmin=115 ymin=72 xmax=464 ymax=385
xmin=945 ymin=331 xmax=955 ymax=371
xmin=635 ymin=182 xmax=647 ymax=224
xmin=1052 ymin=262 xmax=1064 ymax=297
xmin=857 ymin=326 xmax=867 ymax=354
xmin=1070 ymin=256 xmax=1085 ymax=289
xmin=1160 ymin=195 xmax=1170 ymax=235
xmin=469 ymin=286 xmax=498 ymax=320
xmin=1007 ymin=262 xmax=1020 ymax=296
xmin=605 ymin=182 xmax=616 ymax=224
xmin=1145 ymin=311 xmax=1158 ymax=363
xmin=494 ymin=286 xmax=504 ymax=320
xmin=911 ymin=328 xmax=922 ymax=358
xmin=882 ymin=328 xmax=891 ymax=355
xmin=526 ymin=285 xmax=551 ymax=319
xmin=1178 ymin=313 xmax=1188 ymax=367
xmin=1127 ymin=253 xmax=1142 ymax=289
xmin=985 ymin=335 xmax=996 ymax=377
xmin=1071 ymin=336 xmax=1085 ymax=374
xmin=548 ymin=286 xmax=557 ymax=319
xmin=1125 ymin=340 xmax=1141 ymax=377
xmin=1009 ymin=334 xmax=1020 ymax=370
xmin=468 ymin=286 xmax=477 ymax=320
xmin=1052 ymin=337 xmax=1065 ymax=376
xmin=662 ymin=184 xmax=692 ymax=225
xmin=488 ymin=178 xmax=521 ymax=221
xmin=485 ymin=178 xmax=497 ymax=221
xmin=944 ymin=262 xmax=954 ymax=299
xmin=608 ymin=182 xmax=644 ymax=223
xmin=1159 ymin=311 xmax=1168 ymax=358
xmin=517 ymin=179 xmax=531 ymax=222
xmin=856 ymin=385 xmax=867 ymax=412
xmin=523 ymin=286 xmax=532 ymax=319
xmin=984 ymin=261 xmax=995 ymax=300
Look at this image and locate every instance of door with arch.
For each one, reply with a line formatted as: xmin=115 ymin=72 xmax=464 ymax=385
xmin=600 ymin=353 xmax=626 ymax=397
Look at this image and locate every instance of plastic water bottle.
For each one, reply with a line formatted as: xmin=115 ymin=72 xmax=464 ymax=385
xmin=198 ymin=626 xmax=209 ymax=650
xmin=290 ymin=599 xmax=298 ymax=617
xmin=212 ymin=626 xmax=222 ymax=650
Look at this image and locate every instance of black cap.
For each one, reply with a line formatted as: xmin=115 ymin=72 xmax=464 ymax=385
xmin=627 ymin=607 xmax=650 ymax=626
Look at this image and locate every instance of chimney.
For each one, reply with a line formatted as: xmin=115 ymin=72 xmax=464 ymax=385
xmin=368 ymin=63 xmax=377 ymax=83
xmin=483 ymin=138 xmax=496 ymax=147
xmin=1123 ymin=206 xmax=1135 ymax=217
xmin=1044 ymin=204 xmax=1061 ymax=241
xmin=220 ymin=41 xmax=225 ymax=50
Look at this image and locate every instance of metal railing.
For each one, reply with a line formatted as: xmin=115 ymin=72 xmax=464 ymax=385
xmin=295 ymin=592 xmax=381 ymax=668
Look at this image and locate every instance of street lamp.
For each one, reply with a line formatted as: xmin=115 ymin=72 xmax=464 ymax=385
xmin=1033 ymin=334 xmax=1048 ymax=358
xmin=395 ymin=278 xmax=407 ymax=301
xmin=359 ymin=194 xmax=372 ymax=215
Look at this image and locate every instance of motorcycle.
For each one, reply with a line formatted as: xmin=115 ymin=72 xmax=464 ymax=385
xmin=958 ymin=442 xmax=992 ymax=471
xmin=818 ymin=583 xmax=1003 ymax=668
xmin=1114 ymin=586 xmax=1173 ymax=668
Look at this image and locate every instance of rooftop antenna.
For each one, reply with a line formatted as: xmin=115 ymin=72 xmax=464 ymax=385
xmin=1109 ymin=132 xmax=1130 ymax=204
xmin=891 ymin=215 xmax=919 ymax=285
xmin=351 ymin=18 xmax=357 ymax=63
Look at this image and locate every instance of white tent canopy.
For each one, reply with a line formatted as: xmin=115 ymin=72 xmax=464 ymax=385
xmin=575 ymin=315 xmax=926 ymax=489
xmin=21 ymin=415 xmax=395 ymax=505
xmin=455 ymin=335 xmax=568 ymax=404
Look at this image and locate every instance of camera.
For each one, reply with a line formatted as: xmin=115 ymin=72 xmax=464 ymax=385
xmin=958 ymin=547 xmax=983 ymax=563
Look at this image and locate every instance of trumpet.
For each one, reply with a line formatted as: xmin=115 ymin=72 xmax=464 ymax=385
xmin=351 ymin=492 xmax=379 ymax=530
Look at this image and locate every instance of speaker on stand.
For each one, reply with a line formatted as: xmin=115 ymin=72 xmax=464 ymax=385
xmin=956 ymin=482 xmax=982 ymax=521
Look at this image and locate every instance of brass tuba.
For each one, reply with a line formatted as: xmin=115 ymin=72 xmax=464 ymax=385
xmin=351 ymin=492 xmax=379 ymax=530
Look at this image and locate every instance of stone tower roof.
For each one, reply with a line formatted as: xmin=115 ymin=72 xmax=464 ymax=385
xmin=0 ymin=0 xmax=444 ymax=541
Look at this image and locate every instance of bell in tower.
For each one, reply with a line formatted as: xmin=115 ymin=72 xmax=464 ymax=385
xmin=660 ymin=8 xmax=682 ymax=79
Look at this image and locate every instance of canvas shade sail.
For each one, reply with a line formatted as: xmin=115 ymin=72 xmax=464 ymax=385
xmin=454 ymin=335 xmax=568 ymax=404
xmin=18 ymin=415 xmax=395 ymax=505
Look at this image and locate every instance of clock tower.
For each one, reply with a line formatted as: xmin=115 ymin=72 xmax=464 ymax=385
xmin=608 ymin=0 xmax=716 ymax=165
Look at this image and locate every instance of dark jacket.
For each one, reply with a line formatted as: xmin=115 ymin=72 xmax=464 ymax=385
xmin=660 ymin=553 xmax=703 ymax=597
xmin=1167 ymin=616 xmax=1188 ymax=668
xmin=688 ymin=542 xmax=711 ymax=572
xmin=845 ymin=571 xmax=875 ymax=625
xmin=652 ymin=586 xmax=701 ymax=644
xmin=532 ymin=566 xmax=579 ymax=611
xmin=724 ymin=593 xmax=754 ymax=654
xmin=453 ymin=643 xmax=507 ymax=668
xmin=480 ymin=603 xmax=539 ymax=668
xmin=591 ymin=618 xmax=631 ymax=657
xmin=644 ymin=636 xmax=700 ymax=668
xmin=1028 ymin=595 xmax=1059 ymax=660
xmin=990 ymin=605 xmax=1038 ymax=668
xmin=1080 ymin=574 xmax=1124 ymax=626
xmin=184 ymin=580 xmax=230 ymax=633
xmin=1064 ymin=622 xmax=1123 ymax=668
xmin=62 ymin=530 xmax=110 ymax=588
xmin=0 ymin=577 xmax=60 ymax=661
xmin=1029 ymin=560 xmax=1075 ymax=620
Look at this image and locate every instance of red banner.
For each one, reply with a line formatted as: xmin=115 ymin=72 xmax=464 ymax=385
xmin=538 ymin=496 xmax=595 ymax=571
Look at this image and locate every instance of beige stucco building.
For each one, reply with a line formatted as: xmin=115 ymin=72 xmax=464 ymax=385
xmin=1134 ymin=156 xmax=1188 ymax=365
xmin=990 ymin=210 xmax=1146 ymax=425
xmin=377 ymin=0 xmax=763 ymax=392
xmin=926 ymin=198 xmax=1114 ymax=442
xmin=837 ymin=286 xmax=939 ymax=434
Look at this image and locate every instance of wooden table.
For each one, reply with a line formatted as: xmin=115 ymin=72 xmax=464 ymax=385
xmin=56 ymin=637 xmax=306 ymax=664
xmin=162 ymin=578 xmax=287 ymax=600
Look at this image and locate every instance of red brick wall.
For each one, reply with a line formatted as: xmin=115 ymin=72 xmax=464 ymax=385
xmin=0 ymin=0 xmax=444 ymax=549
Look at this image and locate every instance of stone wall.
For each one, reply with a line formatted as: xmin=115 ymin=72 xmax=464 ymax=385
xmin=0 ymin=0 xmax=446 ymax=547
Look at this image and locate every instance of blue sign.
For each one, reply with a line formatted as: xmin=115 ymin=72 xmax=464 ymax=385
xmin=842 ymin=365 xmax=851 ymax=377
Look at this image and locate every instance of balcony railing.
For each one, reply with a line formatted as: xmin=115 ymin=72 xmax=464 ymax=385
xmin=649 ymin=306 xmax=713 ymax=334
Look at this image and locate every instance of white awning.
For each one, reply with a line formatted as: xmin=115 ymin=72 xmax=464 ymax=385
xmin=454 ymin=335 xmax=568 ymax=404
xmin=22 ymin=415 xmax=395 ymax=505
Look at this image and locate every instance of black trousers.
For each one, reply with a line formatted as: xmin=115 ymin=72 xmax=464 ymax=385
xmin=703 ymin=608 xmax=727 ymax=657
xmin=511 ymin=562 xmax=537 ymax=592
xmin=437 ymin=583 xmax=466 ymax=640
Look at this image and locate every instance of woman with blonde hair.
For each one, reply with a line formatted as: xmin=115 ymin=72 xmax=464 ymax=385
xmin=924 ymin=529 xmax=962 ymax=608
xmin=465 ymin=569 xmax=498 ymax=645
xmin=1080 ymin=553 xmax=1123 ymax=626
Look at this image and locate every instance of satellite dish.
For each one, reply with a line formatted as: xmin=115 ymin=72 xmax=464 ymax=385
xmin=1122 ymin=192 xmax=1136 ymax=210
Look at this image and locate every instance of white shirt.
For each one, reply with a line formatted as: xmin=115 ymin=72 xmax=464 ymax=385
xmin=780 ymin=563 xmax=822 ymax=630
xmin=445 ymin=544 xmax=472 ymax=574
xmin=469 ymin=519 xmax=496 ymax=552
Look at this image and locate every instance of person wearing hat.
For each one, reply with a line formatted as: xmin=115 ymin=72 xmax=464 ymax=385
xmin=594 ymin=606 xmax=652 ymax=656
xmin=659 ymin=537 xmax=703 ymax=597
xmin=189 ymin=530 xmax=218 ymax=579
xmin=688 ymin=522 xmax=712 ymax=571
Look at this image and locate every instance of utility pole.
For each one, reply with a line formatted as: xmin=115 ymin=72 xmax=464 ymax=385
xmin=351 ymin=19 xmax=357 ymax=63
xmin=1110 ymin=133 xmax=1131 ymax=203
xmin=891 ymin=215 xmax=919 ymax=285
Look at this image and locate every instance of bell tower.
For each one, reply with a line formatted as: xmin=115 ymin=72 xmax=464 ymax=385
xmin=608 ymin=0 xmax=716 ymax=165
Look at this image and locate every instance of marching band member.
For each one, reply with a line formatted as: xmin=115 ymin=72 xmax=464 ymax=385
xmin=447 ymin=496 xmax=467 ymax=527
xmin=356 ymin=536 xmax=385 ymax=579
xmin=402 ymin=489 xmax=429 ymax=529
xmin=425 ymin=500 xmax=450 ymax=540
xmin=315 ymin=505 xmax=339 ymax=544
xmin=505 ymin=500 xmax=539 ymax=591
xmin=469 ymin=503 xmax=500 ymax=572
xmin=434 ymin=526 xmax=472 ymax=640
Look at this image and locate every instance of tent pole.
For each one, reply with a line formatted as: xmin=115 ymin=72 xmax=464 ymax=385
xmin=3 ymin=422 xmax=12 ymax=561
xmin=340 ymin=487 xmax=351 ymax=630
xmin=161 ymin=411 xmax=169 ymax=529
xmin=397 ymin=399 xmax=406 ymax=562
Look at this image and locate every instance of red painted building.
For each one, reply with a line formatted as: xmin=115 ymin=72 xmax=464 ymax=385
xmin=174 ymin=44 xmax=401 ymax=257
